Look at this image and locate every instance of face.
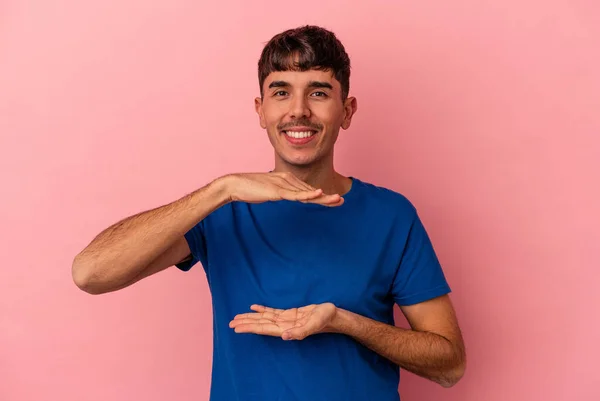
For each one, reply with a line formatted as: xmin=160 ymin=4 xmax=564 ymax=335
xmin=255 ymin=69 xmax=357 ymax=168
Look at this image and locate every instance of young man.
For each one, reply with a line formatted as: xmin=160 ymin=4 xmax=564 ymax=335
xmin=73 ymin=25 xmax=466 ymax=401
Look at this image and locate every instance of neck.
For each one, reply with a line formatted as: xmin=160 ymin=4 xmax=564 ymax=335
xmin=272 ymin=155 xmax=352 ymax=196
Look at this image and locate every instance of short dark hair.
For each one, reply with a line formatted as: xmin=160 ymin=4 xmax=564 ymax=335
xmin=258 ymin=25 xmax=351 ymax=101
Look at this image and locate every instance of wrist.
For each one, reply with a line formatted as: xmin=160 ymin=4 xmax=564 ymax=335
xmin=325 ymin=306 xmax=354 ymax=335
xmin=188 ymin=176 xmax=233 ymax=216
xmin=210 ymin=175 xmax=236 ymax=205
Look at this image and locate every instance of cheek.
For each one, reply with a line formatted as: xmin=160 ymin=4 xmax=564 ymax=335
xmin=317 ymin=108 xmax=343 ymax=130
xmin=263 ymin=108 xmax=284 ymax=128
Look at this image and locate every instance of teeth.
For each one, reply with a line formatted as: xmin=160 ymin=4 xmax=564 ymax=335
xmin=285 ymin=131 xmax=315 ymax=139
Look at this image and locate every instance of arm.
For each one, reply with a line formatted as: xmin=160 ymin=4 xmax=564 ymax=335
xmin=72 ymin=172 xmax=341 ymax=295
xmin=327 ymin=295 xmax=466 ymax=388
xmin=228 ymin=206 xmax=463 ymax=386
xmin=71 ymin=177 xmax=230 ymax=294
xmin=229 ymin=295 xmax=466 ymax=387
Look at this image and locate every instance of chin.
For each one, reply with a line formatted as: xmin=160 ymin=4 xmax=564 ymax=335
xmin=285 ymin=158 xmax=316 ymax=168
xmin=278 ymin=152 xmax=318 ymax=168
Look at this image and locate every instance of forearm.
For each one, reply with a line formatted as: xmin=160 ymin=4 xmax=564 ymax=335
xmin=328 ymin=308 xmax=465 ymax=387
xmin=72 ymin=177 xmax=230 ymax=288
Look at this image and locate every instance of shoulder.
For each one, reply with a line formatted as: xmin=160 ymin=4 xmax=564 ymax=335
xmin=351 ymin=177 xmax=417 ymax=218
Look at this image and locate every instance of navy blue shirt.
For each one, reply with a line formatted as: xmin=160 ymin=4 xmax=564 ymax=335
xmin=177 ymin=177 xmax=451 ymax=401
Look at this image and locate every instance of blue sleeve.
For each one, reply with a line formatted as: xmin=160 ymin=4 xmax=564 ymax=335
xmin=391 ymin=211 xmax=451 ymax=306
xmin=175 ymin=219 xmax=208 ymax=272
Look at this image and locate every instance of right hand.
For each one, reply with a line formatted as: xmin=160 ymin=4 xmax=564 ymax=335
xmin=221 ymin=172 xmax=344 ymax=207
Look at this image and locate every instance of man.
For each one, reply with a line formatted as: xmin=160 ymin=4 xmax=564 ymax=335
xmin=73 ymin=25 xmax=466 ymax=400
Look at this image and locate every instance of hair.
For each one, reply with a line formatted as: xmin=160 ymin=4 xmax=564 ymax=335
xmin=258 ymin=25 xmax=351 ymax=101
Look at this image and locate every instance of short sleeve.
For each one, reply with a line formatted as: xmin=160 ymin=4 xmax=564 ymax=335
xmin=391 ymin=211 xmax=451 ymax=306
xmin=176 ymin=219 xmax=208 ymax=272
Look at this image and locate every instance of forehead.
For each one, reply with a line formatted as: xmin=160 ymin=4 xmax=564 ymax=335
xmin=264 ymin=69 xmax=339 ymax=89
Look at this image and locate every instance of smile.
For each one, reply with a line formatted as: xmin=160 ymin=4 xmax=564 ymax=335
xmin=281 ymin=129 xmax=319 ymax=145
xmin=283 ymin=130 xmax=316 ymax=139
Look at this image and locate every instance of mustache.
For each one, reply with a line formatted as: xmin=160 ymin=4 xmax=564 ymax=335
xmin=278 ymin=119 xmax=322 ymax=131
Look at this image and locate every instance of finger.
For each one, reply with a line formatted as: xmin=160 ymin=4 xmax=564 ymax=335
xmin=229 ymin=318 xmax=274 ymax=327
xmin=304 ymin=194 xmax=344 ymax=207
xmin=272 ymin=172 xmax=345 ymax=206
xmin=250 ymin=305 xmax=284 ymax=314
xmin=275 ymin=180 xmax=341 ymax=206
xmin=230 ymin=319 xmax=297 ymax=332
xmin=277 ymin=173 xmax=342 ymax=202
xmin=322 ymin=196 xmax=345 ymax=207
xmin=279 ymin=173 xmax=344 ymax=205
xmin=232 ymin=312 xmax=270 ymax=321
xmin=233 ymin=311 xmax=279 ymax=322
xmin=282 ymin=322 xmax=314 ymax=341
xmin=278 ymin=188 xmax=324 ymax=202
xmin=278 ymin=172 xmax=316 ymax=192
xmin=232 ymin=323 xmax=282 ymax=336
xmin=272 ymin=178 xmax=323 ymax=200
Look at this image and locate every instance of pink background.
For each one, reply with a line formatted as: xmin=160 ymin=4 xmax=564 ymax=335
xmin=1 ymin=1 xmax=598 ymax=400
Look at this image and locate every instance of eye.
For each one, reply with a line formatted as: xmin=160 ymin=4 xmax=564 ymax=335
xmin=274 ymin=90 xmax=288 ymax=96
xmin=311 ymin=91 xmax=328 ymax=97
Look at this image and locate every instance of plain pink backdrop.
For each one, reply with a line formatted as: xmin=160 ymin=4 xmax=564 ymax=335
xmin=1 ymin=1 xmax=598 ymax=400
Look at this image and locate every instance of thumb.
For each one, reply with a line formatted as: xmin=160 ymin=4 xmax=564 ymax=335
xmin=282 ymin=328 xmax=308 ymax=341
xmin=282 ymin=318 xmax=317 ymax=340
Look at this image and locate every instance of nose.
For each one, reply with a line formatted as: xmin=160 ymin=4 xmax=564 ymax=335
xmin=288 ymin=94 xmax=311 ymax=120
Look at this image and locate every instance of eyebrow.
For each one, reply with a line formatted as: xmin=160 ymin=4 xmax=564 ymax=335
xmin=268 ymin=80 xmax=334 ymax=90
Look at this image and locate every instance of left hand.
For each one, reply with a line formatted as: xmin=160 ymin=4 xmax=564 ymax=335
xmin=229 ymin=303 xmax=337 ymax=341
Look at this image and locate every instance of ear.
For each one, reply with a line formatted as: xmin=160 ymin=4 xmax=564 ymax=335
xmin=341 ymin=96 xmax=357 ymax=130
xmin=255 ymin=97 xmax=267 ymax=129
